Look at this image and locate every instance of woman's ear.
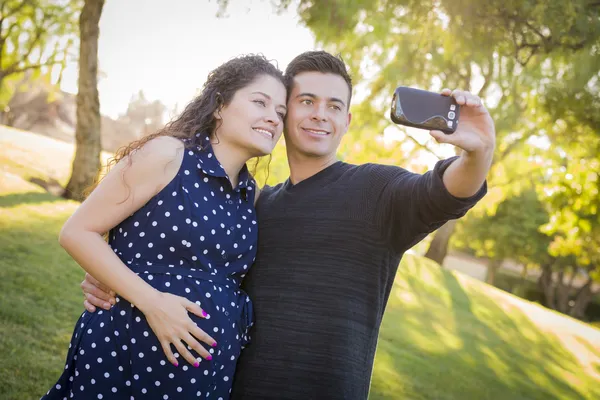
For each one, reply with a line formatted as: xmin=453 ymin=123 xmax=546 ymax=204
xmin=213 ymin=92 xmax=223 ymax=120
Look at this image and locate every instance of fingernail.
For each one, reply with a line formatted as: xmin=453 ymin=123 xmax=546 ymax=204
xmin=206 ymin=355 xmax=212 ymax=361
xmin=173 ymin=362 xmax=178 ymax=367
xmin=202 ymin=310 xmax=207 ymax=317
xmin=110 ymin=299 xmax=116 ymax=305
xmin=104 ymin=303 xmax=110 ymax=309
xmin=211 ymin=342 xmax=217 ymax=347
xmin=193 ymin=361 xmax=199 ymax=367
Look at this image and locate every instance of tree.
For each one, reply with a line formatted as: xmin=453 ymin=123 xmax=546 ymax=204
xmin=454 ymin=189 xmax=552 ymax=285
xmin=530 ymin=33 xmax=600 ymax=319
xmin=63 ymin=0 xmax=104 ymax=201
xmin=0 ymin=0 xmax=79 ymax=113
xmin=121 ymin=90 xmax=168 ymax=138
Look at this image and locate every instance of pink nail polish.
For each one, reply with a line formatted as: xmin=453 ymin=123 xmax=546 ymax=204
xmin=193 ymin=361 xmax=199 ymax=367
xmin=202 ymin=310 xmax=208 ymax=317
xmin=211 ymin=342 xmax=217 ymax=347
xmin=173 ymin=362 xmax=178 ymax=367
xmin=206 ymin=355 xmax=212 ymax=361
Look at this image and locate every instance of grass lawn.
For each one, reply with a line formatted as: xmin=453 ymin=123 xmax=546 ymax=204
xmin=1 ymin=126 xmax=599 ymax=400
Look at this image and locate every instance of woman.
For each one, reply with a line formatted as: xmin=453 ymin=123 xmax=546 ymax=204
xmin=42 ymin=54 xmax=287 ymax=399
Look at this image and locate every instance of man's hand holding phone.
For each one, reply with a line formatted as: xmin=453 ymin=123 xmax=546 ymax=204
xmin=391 ymin=86 xmax=495 ymax=155
xmin=432 ymin=88 xmax=495 ymax=154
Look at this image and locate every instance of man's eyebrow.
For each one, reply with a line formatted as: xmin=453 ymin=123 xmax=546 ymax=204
xmin=295 ymin=92 xmax=346 ymax=107
xmin=252 ymin=91 xmax=287 ymax=110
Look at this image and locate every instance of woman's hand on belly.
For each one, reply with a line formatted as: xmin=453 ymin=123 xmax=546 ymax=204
xmin=138 ymin=291 xmax=217 ymax=367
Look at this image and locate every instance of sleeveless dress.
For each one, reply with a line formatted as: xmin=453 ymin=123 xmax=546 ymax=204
xmin=42 ymin=134 xmax=257 ymax=400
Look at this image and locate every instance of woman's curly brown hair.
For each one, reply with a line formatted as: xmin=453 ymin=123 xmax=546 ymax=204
xmin=87 ymin=54 xmax=285 ymax=197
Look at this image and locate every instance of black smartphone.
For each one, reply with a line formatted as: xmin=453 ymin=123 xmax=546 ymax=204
xmin=390 ymin=86 xmax=460 ymax=134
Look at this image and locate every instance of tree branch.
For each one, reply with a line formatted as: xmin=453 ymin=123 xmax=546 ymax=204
xmin=4 ymin=25 xmax=45 ymax=75
xmin=6 ymin=61 xmax=62 ymax=75
xmin=2 ymin=0 xmax=33 ymax=20
xmin=477 ymin=55 xmax=495 ymax=98
xmin=567 ymin=268 xmax=577 ymax=290
xmin=403 ymin=133 xmax=444 ymax=160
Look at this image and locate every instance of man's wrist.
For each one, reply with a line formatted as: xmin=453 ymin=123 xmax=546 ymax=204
xmin=462 ymin=144 xmax=494 ymax=165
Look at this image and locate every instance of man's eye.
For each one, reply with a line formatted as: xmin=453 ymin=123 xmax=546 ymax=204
xmin=330 ymin=105 xmax=341 ymax=111
xmin=301 ymin=99 xmax=313 ymax=105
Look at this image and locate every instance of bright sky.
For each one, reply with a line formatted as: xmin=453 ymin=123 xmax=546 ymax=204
xmin=60 ymin=0 xmax=316 ymax=118
xmin=58 ymin=0 xmax=453 ymax=164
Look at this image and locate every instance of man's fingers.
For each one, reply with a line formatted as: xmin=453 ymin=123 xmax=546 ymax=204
xmin=449 ymin=89 xmax=483 ymax=108
xmin=466 ymin=94 xmax=482 ymax=108
xmin=160 ymin=340 xmax=179 ymax=367
xmin=83 ymin=299 xmax=97 ymax=313
xmin=85 ymin=273 xmax=116 ymax=297
xmin=430 ymin=130 xmax=451 ymax=143
xmin=81 ymin=279 xmax=115 ymax=304
xmin=85 ymin=292 xmax=112 ymax=310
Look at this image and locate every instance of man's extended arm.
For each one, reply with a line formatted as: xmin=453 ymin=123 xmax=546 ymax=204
xmin=431 ymin=88 xmax=495 ymax=198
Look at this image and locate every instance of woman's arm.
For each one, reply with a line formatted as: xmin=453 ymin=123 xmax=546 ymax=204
xmin=60 ymin=136 xmax=215 ymax=367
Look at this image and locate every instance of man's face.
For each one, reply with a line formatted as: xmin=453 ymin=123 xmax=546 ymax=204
xmin=284 ymin=72 xmax=351 ymax=159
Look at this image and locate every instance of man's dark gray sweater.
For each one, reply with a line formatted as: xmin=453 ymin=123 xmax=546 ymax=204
xmin=231 ymin=159 xmax=487 ymax=399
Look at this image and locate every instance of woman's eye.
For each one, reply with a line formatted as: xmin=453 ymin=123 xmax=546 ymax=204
xmin=277 ymin=112 xmax=285 ymax=119
xmin=254 ymin=100 xmax=266 ymax=107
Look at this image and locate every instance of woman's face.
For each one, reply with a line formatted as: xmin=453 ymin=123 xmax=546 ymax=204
xmin=215 ymin=74 xmax=287 ymax=158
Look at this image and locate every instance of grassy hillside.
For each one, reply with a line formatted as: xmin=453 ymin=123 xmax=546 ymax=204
xmin=1 ymin=126 xmax=599 ymax=400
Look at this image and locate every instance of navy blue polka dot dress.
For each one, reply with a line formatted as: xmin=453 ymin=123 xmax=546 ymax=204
xmin=43 ymin=134 xmax=257 ymax=400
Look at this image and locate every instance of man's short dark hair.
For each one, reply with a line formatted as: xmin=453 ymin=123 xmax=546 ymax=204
xmin=284 ymin=51 xmax=353 ymax=107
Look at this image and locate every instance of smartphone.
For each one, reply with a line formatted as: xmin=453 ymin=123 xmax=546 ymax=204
xmin=390 ymin=86 xmax=460 ymax=134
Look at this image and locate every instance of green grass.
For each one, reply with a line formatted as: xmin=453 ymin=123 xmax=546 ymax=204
xmin=1 ymin=126 xmax=600 ymax=400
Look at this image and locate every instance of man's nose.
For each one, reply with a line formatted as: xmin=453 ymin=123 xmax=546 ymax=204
xmin=311 ymin=103 xmax=327 ymax=121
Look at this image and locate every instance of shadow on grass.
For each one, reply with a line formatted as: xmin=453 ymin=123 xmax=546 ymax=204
xmin=576 ymin=336 xmax=600 ymax=359
xmin=371 ymin=256 xmax=597 ymax=400
xmin=0 ymin=191 xmax=64 ymax=208
xmin=0 ymin=212 xmax=85 ymax=400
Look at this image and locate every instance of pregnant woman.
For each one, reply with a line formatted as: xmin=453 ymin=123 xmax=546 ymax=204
xmin=42 ymin=54 xmax=287 ymax=399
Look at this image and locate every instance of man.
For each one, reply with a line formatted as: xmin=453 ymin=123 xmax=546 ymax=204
xmin=82 ymin=51 xmax=494 ymax=399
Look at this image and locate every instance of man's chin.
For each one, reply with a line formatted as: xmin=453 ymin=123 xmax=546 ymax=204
xmin=296 ymin=147 xmax=334 ymax=159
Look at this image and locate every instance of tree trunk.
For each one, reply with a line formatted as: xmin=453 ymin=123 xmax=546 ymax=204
xmin=424 ymin=146 xmax=463 ymax=265
xmin=486 ymin=259 xmax=501 ymax=286
xmin=538 ymin=264 xmax=556 ymax=310
xmin=555 ymin=270 xmax=570 ymax=313
xmin=569 ymin=277 xmax=595 ymax=319
xmin=424 ymin=219 xmax=458 ymax=265
xmin=511 ymin=263 xmax=529 ymax=296
xmin=63 ymin=0 xmax=105 ymax=201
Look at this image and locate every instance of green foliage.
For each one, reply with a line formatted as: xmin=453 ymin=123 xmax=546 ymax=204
xmin=455 ymin=189 xmax=552 ymax=265
xmin=0 ymin=0 xmax=81 ymax=107
xmin=219 ymin=0 xmax=600 ymax=283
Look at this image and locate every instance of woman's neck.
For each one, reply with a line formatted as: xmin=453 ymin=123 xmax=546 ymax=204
xmin=210 ymin=138 xmax=250 ymax=188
